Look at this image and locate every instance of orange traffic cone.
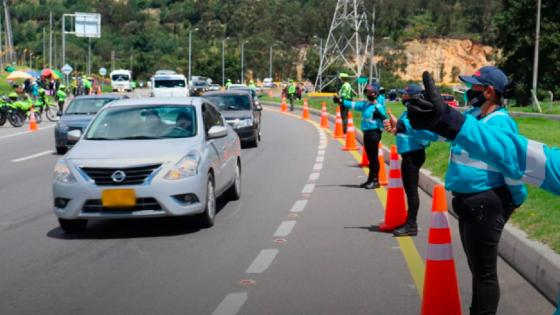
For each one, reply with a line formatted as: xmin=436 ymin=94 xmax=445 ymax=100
xmin=379 ymin=145 xmax=407 ymax=231
xmin=342 ymin=112 xmax=359 ymax=151
xmin=320 ymin=102 xmax=329 ymax=129
xmin=280 ymin=97 xmax=287 ymax=112
xmin=333 ymin=107 xmax=344 ymax=139
xmin=301 ymin=98 xmax=310 ymax=120
xmin=421 ymin=185 xmax=462 ymax=315
xmin=28 ymin=106 xmax=38 ymax=132
xmin=378 ymin=142 xmax=388 ymax=185
xmin=359 ymin=147 xmax=369 ymax=167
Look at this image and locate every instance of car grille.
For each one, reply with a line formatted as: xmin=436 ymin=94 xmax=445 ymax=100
xmin=80 ymin=164 xmax=161 ymax=186
xmin=82 ymin=198 xmax=162 ymax=213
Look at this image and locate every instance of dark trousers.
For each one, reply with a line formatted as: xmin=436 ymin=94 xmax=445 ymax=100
xmin=452 ymin=186 xmax=514 ymax=315
xmin=340 ymin=104 xmax=349 ymax=133
xmin=58 ymin=101 xmax=64 ymax=112
xmin=401 ymin=149 xmax=426 ymax=224
xmin=288 ymin=94 xmax=295 ymax=111
xmin=363 ymin=129 xmax=382 ymax=183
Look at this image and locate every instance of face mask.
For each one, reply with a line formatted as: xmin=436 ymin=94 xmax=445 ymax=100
xmin=466 ymin=89 xmax=485 ymax=108
xmin=366 ymin=94 xmax=376 ymax=101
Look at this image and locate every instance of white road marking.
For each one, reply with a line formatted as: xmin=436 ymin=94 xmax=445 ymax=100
xmin=316 ymin=156 xmax=324 ymax=162
xmin=11 ymin=150 xmax=54 ymax=162
xmin=212 ymin=292 xmax=248 ymax=315
xmin=246 ymin=249 xmax=279 ymax=274
xmin=308 ymin=172 xmax=320 ymax=181
xmin=318 ymin=150 xmax=325 ymax=156
xmin=0 ymin=124 xmax=56 ymax=140
xmin=290 ymin=200 xmax=308 ymax=213
xmin=318 ymin=144 xmax=327 ymax=149
xmin=302 ymin=183 xmax=315 ymax=194
xmin=313 ymin=163 xmax=323 ymax=171
xmin=273 ymin=221 xmax=297 ymax=237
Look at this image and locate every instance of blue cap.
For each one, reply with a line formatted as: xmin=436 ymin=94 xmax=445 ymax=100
xmin=364 ymin=84 xmax=379 ymax=94
xmin=459 ymin=66 xmax=508 ymax=94
xmin=399 ymin=83 xmax=423 ymax=96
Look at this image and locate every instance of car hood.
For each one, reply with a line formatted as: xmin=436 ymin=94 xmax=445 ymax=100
xmin=222 ymin=110 xmax=253 ymax=120
xmin=66 ymin=138 xmax=200 ymax=167
xmin=59 ymin=114 xmax=95 ymax=128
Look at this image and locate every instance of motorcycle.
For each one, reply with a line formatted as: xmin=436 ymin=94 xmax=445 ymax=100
xmin=5 ymin=98 xmax=42 ymax=128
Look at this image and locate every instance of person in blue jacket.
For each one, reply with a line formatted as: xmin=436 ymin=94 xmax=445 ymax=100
xmin=408 ymin=68 xmax=528 ymax=315
xmin=407 ymin=72 xmax=560 ymax=197
xmin=384 ymin=83 xmax=441 ymax=236
xmin=333 ymin=84 xmax=387 ymax=189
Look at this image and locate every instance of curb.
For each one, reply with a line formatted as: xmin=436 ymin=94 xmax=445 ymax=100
xmin=263 ymin=101 xmax=560 ymax=305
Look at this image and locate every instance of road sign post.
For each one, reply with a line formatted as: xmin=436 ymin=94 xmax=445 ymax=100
xmin=62 ymin=13 xmax=101 ymax=74
xmin=99 ymin=67 xmax=107 ymax=91
xmin=61 ymin=63 xmax=73 ymax=85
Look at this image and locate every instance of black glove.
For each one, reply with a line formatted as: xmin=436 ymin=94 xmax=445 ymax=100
xmin=407 ymin=71 xmax=465 ymax=140
xmin=332 ymin=95 xmax=340 ymax=104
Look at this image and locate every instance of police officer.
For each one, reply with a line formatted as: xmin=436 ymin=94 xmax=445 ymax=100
xmin=248 ymin=80 xmax=257 ymax=91
xmin=334 ymin=85 xmax=386 ymax=189
xmin=384 ymin=84 xmax=440 ymax=236
xmin=287 ymin=79 xmax=297 ymax=111
xmin=56 ymin=85 xmax=67 ymax=114
xmin=337 ymin=73 xmax=354 ymax=133
xmin=412 ymin=68 xmax=527 ymax=315
xmin=225 ymin=79 xmax=232 ymax=90
xmin=408 ymin=72 xmax=560 ymax=196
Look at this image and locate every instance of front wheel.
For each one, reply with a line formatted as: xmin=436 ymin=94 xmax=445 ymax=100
xmin=198 ymin=174 xmax=216 ymax=228
xmin=58 ymin=218 xmax=87 ymax=234
xmin=45 ymin=105 xmax=60 ymax=122
xmin=0 ymin=110 xmax=7 ymax=126
xmin=7 ymin=111 xmax=24 ymax=127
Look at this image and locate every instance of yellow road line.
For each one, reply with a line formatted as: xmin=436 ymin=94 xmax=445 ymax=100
xmin=267 ymin=107 xmax=425 ymax=297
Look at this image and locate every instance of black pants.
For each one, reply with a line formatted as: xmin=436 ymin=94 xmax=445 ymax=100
xmin=401 ymin=149 xmax=426 ymax=224
xmin=58 ymin=101 xmax=64 ymax=112
xmin=452 ymin=186 xmax=514 ymax=315
xmin=340 ymin=104 xmax=349 ymax=133
xmin=363 ymin=129 xmax=382 ymax=183
xmin=288 ymin=94 xmax=295 ymax=111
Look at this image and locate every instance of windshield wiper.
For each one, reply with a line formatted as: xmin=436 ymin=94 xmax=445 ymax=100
xmin=115 ymin=136 xmax=161 ymax=140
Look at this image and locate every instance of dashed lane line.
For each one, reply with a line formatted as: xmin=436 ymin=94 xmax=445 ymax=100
xmin=0 ymin=124 xmax=56 ymax=140
xmin=11 ymin=150 xmax=54 ymax=162
xmin=273 ymin=221 xmax=297 ymax=238
xmin=313 ymin=163 xmax=323 ymax=171
xmin=308 ymin=172 xmax=320 ymax=181
xmin=246 ymin=249 xmax=279 ymax=274
xmin=289 ymin=200 xmax=308 ymax=213
xmin=211 ymin=292 xmax=248 ymax=315
xmin=302 ymin=183 xmax=315 ymax=194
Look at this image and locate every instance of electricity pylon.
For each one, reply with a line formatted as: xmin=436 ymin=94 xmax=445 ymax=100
xmin=315 ymin=0 xmax=377 ymax=94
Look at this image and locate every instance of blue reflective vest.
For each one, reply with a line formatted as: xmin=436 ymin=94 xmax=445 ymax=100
xmin=445 ymin=107 xmax=528 ymax=206
xmin=377 ymin=95 xmax=385 ymax=107
xmin=453 ymin=115 xmax=560 ymax=196
xmin=396 ymin=112 xmax=441 ymax=154
xmin=341 ymin=99 xmax=386 ymax=131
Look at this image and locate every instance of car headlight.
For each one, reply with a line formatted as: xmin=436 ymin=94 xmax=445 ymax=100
xmin=237 ymin=118 xmax=253 ymax=128
xmin=164 ymin=151 xmax=201 ymax=180
xmin=53 ymin=160 xmax=77 ymax=183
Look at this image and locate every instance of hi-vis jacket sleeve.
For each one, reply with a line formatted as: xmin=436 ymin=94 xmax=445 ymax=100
xmin=453 ymin=115 xmax=560 ymax=196
xmin=342 ymin=99 xmax=366 ymax=110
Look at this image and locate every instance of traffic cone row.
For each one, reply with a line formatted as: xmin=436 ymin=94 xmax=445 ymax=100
xmin=280 ymin=96 xmax=287 ymax=112
xmin=320 ymin=102 xmax=329 ymax=129
xmin=333 ymin=107 xmax=344 ymax=139
xmin=422 ymin=185 xmax=462 ymax=315
xmin=341 ymin=112 xmax=359 ymax=151
xmin=378 ymin=142 xmax=388 ymax=185
xmin=28 ymin=106 xmax=38 ymax=132
xmin=379 ymin=145 xmax=406 ymax=231
xmin=301 ymin=98 xmax=310 ymax=120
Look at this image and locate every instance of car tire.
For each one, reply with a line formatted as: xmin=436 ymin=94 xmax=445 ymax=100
xmin=225 ymin=160 xmax=241 ymax=201
xmin=198 ymin=174 xmax=216 ymax=228
xmin=248 ymin=131 xmax=259 ymax=148
xmin=56 ymin=146 xmax=68 ymax=155
xmin=58 ymin=218 xmax=87 ymax=234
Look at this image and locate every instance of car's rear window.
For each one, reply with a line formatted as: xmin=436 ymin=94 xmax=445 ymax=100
xmin=205 ymin=95 xmax=252 ymax=111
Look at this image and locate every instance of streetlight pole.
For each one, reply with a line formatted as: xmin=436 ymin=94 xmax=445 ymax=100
xmin=240 ymin=41 xmax=245 ymax=84
xmin=531 ymin=0 xmax=542 ymax=110
xmin=188 ymin=30 xmax=192 ymax=85
xmin=269 ymin=46 xmax=273 ymax=79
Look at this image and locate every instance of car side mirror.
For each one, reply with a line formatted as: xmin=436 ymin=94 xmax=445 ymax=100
xmin=67 ymin=129 xmax=82 ymax=142
xmin=207 ymin=126 xmax=227 ymax=139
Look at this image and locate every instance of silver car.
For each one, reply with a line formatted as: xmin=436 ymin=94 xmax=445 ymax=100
xmin=52 ymin=98 xmax=242 ymax=233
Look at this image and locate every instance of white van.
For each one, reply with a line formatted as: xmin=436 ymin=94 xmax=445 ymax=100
xmin=151 ymin=74 xmax=189 ymax=97
xmin=110 ymin=70 xmax=133 ymax=92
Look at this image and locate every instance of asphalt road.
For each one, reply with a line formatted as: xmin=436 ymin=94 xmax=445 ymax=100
xmin=0 ymin=91 xmax=555 ymax=314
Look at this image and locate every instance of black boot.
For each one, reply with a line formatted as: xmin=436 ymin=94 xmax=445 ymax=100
xmin=393 ymin=222 xmax=418 ymax=237
xmin=362 ymin=181 xmax=380 ymax=189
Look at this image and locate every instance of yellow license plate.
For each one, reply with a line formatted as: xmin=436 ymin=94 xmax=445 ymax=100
xmin=101 ymin=189 xmax=136 ymax=207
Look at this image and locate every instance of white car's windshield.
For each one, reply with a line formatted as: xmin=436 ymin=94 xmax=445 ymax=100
xmin=205 ymin=95 xmax=252 ymax=111
xmin=112 ymin=74 xmax=130 ymax=81
xmin=85 ymin=105 xmax=197 ymax=140
xmin=65 ymin=98 xmax=117 ymax=115
xmin=154 ymin=79 xmax=186 ymax=88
